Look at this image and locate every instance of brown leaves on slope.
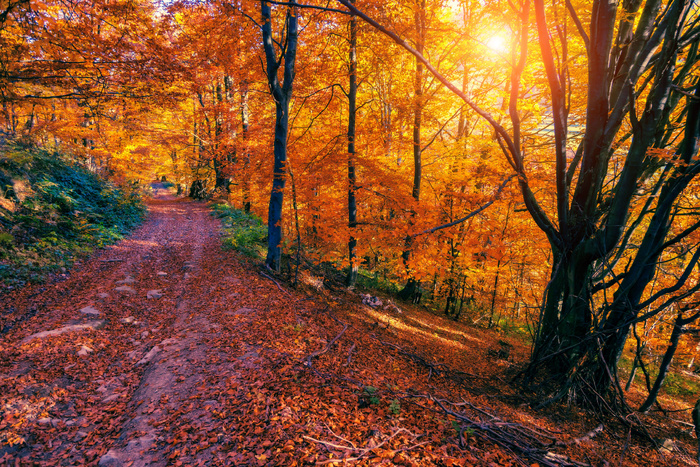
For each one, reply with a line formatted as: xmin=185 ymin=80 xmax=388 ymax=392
xmin=0 ymin=197 xmax=695 ymax=466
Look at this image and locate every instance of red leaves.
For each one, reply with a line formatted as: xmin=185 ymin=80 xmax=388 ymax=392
xmin=0 ymin=197 xmax=687 ymax=466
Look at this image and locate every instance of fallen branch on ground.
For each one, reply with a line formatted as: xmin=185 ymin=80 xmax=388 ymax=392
xmin=305 ymin=320 xmax=348 ymax=367
xmin=305 ymin=427 xmax=419 ymax=464
xmin=554 ymin=424 xmax=604 ymax=447
xmin=426 ymin=396 xmax=589 ymax=467
xmin=260 ymin=270 xmax=291 ymax=295
xmin=344 ymin=342 xmax=356 ymax=366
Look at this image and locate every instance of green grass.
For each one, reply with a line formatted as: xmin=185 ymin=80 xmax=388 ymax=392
xmin=211 ymin=204 xmax=267 ymax=259
xmin=659 ymin=369 xmax=700 ymax=398
xmin=0 ymin=144 xmax=145 ymax=288
xmin=355 ymin=268 xmax=400 ymax=294
xmin=495 ymin=318 xmax=534 ymax=342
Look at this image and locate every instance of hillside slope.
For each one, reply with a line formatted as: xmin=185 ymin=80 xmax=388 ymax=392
xmin=0 ymin=144 xmax=144 ymax=289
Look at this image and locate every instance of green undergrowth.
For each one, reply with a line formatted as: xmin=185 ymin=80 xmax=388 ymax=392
xmin=0 ymin=144 xmax=145 ymax=288
xmin=662 ymin=371 xmax=700 ymax=398
xmin=355 ymin=268 xmax=401 ymax=295
xmin=618 ymin=353 xmax=700 ymax=404
xmin=211 ymin=203 xmax=266 ymax=259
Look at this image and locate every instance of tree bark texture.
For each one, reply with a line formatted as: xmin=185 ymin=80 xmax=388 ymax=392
xmin=346 ymin=3 xmax=358 ymax=287
xmin=261 ymin=0 xmax=298 ymax=272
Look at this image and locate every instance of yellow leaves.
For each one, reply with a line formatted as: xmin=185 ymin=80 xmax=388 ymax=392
xmin=5 ymin=433 xmax=26 ymax=446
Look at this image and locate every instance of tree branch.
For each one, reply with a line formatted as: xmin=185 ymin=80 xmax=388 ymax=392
xmin=564 ymin=0 xmax=589 ymax=50
xmin=412 ymin=175 xmax=516 ymax=237
xmin=265 ymin=0 xmax=350 ymax=14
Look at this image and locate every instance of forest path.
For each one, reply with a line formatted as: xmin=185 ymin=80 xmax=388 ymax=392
xmin=1 ymin=194 xmax=688 ymax=467
xmin=0 ymin=194 xmax=269 ymax=465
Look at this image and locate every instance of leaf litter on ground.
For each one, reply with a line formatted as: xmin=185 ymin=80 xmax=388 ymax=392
xmin=0 ymin=195 xmax=696 ymax=466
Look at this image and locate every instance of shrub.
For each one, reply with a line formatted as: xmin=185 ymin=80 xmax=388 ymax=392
xmin=211 ymin=204 xmax=267 ymax=259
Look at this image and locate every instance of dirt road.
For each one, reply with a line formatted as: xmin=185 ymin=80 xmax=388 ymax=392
xmin=0 ymin=194 xmax=280 ymax=465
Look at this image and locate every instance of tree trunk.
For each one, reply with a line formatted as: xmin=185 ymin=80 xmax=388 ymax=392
xmin=239 ymin=75 xmax=252 ymax=212
xmin=640 ymin=310 xmax=700 ymax=412
xmin=189 ymin=180 xmax=207 ymax=200
xmin=638 ymin=314 xmax=682 ymax=412
xmin=346 ymin=3 xmax=359 ymax=287
xmin=262 ymin=1 xmax=298 ymax=272
xmin=488 ymin=260 xmax=501 ymax=328
xmin=530 ymin=76 xmax=700 ymax=405
xmin=398 ymin=0 xmax=425 ymax=297
xmin=398 ymin=278 xmax=419 ymax=302
xmin=454 ymin=276 xmax=467 ymax=321
xmin=625 ymin=357 xmax=638 ymax=392
xmin=692 ymin=398 xmax=700 ymax=465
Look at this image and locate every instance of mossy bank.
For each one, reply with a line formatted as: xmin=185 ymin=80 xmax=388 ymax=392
xmin=0 ymin=143 xmax=145 ymax=289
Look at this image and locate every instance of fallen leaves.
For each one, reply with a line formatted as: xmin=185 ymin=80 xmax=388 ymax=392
xmin=0 ymin=198 xmax=692 ymax=466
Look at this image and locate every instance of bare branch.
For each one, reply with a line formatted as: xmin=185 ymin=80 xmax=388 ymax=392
xmin=564 ymin=0 xmax=589 ymax=50
xmin=412 ymin=174 xmax=516 ymax=237
xmin=265 ymin=0 xmax=350 ymax=14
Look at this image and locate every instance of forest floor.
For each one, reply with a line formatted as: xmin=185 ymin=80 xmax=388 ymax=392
xmin=0 ymin=193 xmax=698 ymax=466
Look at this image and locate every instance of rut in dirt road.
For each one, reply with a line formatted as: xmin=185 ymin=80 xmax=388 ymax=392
xmin=0 ymin=195 xmax=268 ymax=465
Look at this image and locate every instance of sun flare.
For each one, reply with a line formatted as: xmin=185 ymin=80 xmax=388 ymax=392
xmin=485 ymin=34 xmax=508 ymax=54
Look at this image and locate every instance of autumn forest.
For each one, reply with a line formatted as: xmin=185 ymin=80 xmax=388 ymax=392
xmin=3 ymin=0 xmax=700 ymax=465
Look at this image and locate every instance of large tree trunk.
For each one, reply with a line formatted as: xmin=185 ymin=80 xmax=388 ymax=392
xmin=261 ymin=1 xmax=298 ymax=272
xmin=530 ymin=76 xmax=700 ymax=406
xmin=346 ymin=3 xmax=359 ymax=287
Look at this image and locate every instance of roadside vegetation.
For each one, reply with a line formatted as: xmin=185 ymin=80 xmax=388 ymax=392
xmin=211 ymin=203 xmax=267 ymax=260
xmin=0 ymin=143 xmax=145 ymax=288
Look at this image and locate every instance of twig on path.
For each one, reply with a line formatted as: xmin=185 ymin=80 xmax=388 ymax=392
xmin=100 ymin=259 xmax=124 ymax=262
xmin=302 ymin=435 xmax=354 ymax=452
xmin=344 ymin=342 xmax=356 ymax=366
xmin=306 ymin=428 xmax=417 ymax=465
xmin=554 ymin=424 xmax=604 ymax=447
xmin=306 ymin=323 xmax=348 ymax=366
xmin=260 ymin=271 xmax=291 ymax=296
xmin=322 ymin=421 xmax=357 ymax=449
